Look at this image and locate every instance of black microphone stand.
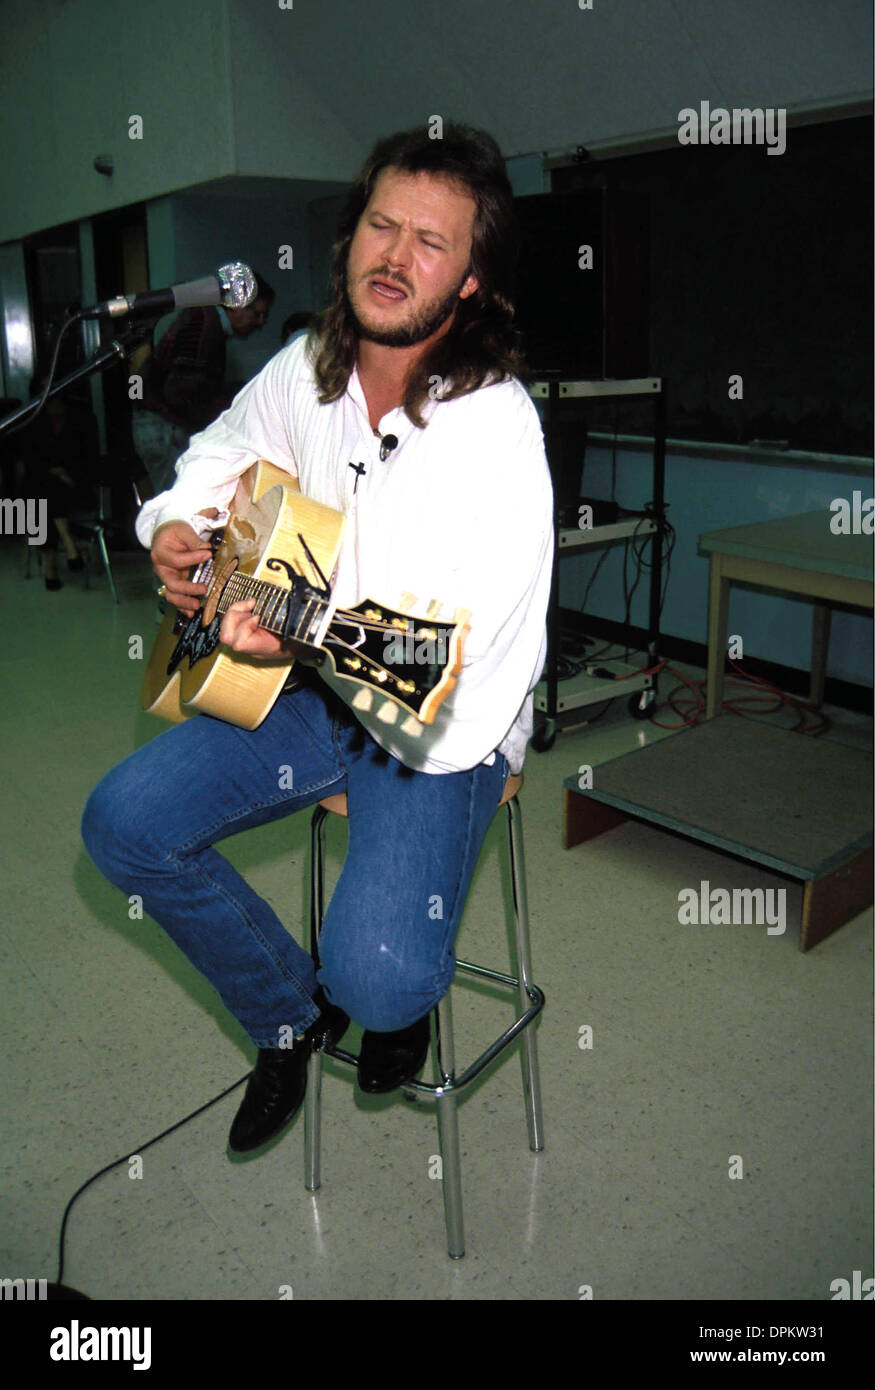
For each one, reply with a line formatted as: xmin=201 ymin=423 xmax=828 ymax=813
xmin=0 ymin=318 xmax=158 ymax=437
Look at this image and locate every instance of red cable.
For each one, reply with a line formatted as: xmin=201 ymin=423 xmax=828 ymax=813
xmin=592 ymin=654 xmax=831 ymax=734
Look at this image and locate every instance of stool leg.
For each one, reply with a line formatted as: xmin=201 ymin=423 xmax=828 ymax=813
xmin=507 ymin=797 xmax=545 ymax=1153
xmin=309 ymin=806 xmax=328 ymax=964
xmin=304 ymin=1049 xmax=323 ymax=1191
xmin=304 ymin=807 xmax=328 ymax=1192
xmin=434 ymin=991 xmax=465 ymax=1258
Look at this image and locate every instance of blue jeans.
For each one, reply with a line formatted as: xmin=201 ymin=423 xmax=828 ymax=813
xmin=81 ymin=680 xmax=509 ymax=1048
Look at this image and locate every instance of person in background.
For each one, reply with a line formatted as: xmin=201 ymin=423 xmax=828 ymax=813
xmin=132 ymin=272 xmax=275 ymax=496
xmin=27 ymin=387 xmax=97 ymax=590
xmin=280 ymin=310 xmax=315 ymax=346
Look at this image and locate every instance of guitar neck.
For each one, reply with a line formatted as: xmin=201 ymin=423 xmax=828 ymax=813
xmin=215 ymin=565 xmax=330 ymax=646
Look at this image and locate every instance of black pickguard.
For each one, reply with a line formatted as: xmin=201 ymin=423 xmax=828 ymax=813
xmin=166 ymin=612 xmax=223 ymax=675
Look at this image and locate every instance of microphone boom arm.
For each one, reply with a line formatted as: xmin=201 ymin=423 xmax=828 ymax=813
xmin=0 ymin=324 xmax=149 ymax=437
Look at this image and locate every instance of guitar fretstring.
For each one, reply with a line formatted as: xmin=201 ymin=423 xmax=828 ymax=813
xmin=211 ymin=569 xmax=311 ymax=638
xmin=194 ymin=557 xmax=215 ymax=588
xmin=214 ymin=567 xmax=411 ymax=638
xmin=220 ymin=570 xmax=293 ymax=631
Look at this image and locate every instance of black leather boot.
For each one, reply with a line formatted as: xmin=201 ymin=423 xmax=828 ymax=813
xmin=229 ymin=987 xmax=349 ymax=1152
xmin=357 ymin=1014 xmax=431 ymax=1095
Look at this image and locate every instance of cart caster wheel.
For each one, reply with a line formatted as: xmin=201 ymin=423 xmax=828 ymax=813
xmin=628 ymin=691 xmax=656 ymax=720
xmin=531 ymin=719 xmax=556 ymax=752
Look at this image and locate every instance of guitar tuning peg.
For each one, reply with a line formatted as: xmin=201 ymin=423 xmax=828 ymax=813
xmin=399 ymin=591 xmax=418 ymax=613
xmin=401 ymin=715 xmax=423 ymax=738
xmin=352 ymin=688 xmax=373 ymax=712
xmin=426 ymin=599 xmax=442 ymax=619
xmin=376 ymin=699 xmax=398 ymax=725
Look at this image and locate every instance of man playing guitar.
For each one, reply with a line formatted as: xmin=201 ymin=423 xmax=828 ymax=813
xmin=82 ymin=122 xmax=553 ymax=1153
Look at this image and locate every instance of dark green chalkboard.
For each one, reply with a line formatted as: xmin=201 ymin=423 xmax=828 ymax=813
xmin=553 ymin=114 xmax=873 ymax=457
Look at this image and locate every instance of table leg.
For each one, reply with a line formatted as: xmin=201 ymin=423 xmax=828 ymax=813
xmin=810 ymin=603 xmax=832 ymax=707
xmin=706 ymin=555 xmax=730 ymax=719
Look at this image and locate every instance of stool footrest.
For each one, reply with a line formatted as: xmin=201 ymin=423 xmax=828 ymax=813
xmin=454 ymin=956 xmax=520 ymax=989
xmin=319 ymin=969 xmax=545 ymax=1097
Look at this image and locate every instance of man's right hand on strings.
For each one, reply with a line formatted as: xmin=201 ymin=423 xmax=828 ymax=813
xmin=151 ymin=519 xmax=213 ymax=619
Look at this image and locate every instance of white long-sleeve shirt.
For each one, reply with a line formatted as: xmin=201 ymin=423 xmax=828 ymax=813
xmin=136 ymin=333 xmax=554 ymax=775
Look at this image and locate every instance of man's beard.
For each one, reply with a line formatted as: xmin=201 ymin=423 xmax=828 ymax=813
xmin=347 ymin=267 xmax=470 ymax=348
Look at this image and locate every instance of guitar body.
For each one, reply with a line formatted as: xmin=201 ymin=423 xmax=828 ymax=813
xmin=142 ymin=459 xmax=469 ymax=733
xmin=142 ymin=461 xmax=345 ymax=729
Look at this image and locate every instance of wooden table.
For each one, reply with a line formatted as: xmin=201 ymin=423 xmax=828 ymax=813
xmin=698 ymin=510 xmax=873 ymax=718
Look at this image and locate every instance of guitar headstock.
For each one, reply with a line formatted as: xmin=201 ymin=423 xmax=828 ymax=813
xmin=322 ymin=593 xmax=470 ymax=730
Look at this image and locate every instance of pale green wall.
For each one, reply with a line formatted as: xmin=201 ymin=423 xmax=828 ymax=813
xmin=227 ymin=0 xmax=361 ymax=181
xmin=563 ymin=446 xmax=873 ymax=687
xmin=0 ymin=0 xmax=234 ymax=244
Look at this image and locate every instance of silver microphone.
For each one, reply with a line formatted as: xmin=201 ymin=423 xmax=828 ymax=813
xmin=78 ymin=261 xmax=257 ymax=319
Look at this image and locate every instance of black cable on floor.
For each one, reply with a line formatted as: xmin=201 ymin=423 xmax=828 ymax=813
xmin=56 ymin=1072 xmax=250 ymax=1288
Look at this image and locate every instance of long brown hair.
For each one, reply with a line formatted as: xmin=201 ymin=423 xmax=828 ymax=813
xmin=309 ymin=122 xmax=526 ymax=427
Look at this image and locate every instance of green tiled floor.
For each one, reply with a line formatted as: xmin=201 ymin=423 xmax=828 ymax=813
xmin=1 ymin=538 xmax=871 ymax=1300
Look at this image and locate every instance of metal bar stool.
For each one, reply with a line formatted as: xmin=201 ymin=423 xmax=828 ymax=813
xmin=304 ymin=773 xmax=545 ymax=1259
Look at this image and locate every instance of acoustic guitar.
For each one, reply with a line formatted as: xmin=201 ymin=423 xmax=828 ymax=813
xmin=142 ymin=460 xmax=470 ymax=735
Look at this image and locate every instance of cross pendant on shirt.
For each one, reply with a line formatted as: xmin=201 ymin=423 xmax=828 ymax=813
xmin=348 ymin=461 xmax=366 ymax=494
